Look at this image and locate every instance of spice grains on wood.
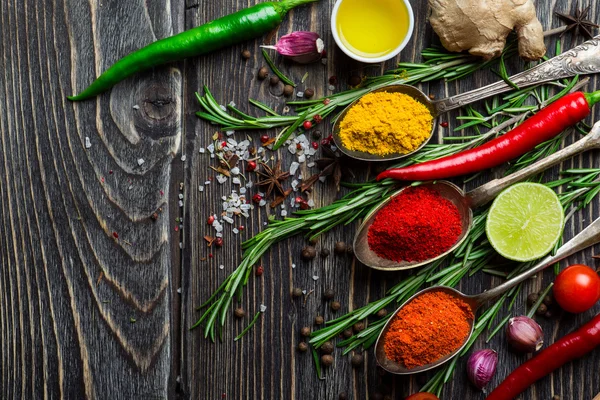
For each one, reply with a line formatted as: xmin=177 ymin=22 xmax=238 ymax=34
xmin=384 ymin=290 xmax=474 ymax=369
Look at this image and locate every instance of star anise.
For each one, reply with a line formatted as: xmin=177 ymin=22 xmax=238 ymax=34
xmin=315 ymin=146 xmax=352 ymax=192
xmin=255 ymin=160 xmax=290 ymax=198
xmin=555 ymin=3 xmax=599 ymax=40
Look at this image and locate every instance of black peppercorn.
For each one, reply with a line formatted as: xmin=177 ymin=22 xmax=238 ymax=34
xmin=321 ymin=354 xmax=334 ymax=367
xmin=331 ymin=301 xmax=341 ymax=311
xmin=269 ymin=76 xmax=280 ymax=86
xmin=300 ymin=326 xmax=311 ymax=337
xmin=342 ymin=328 xmax=353 ymax=339
xmin=323 ymin=288 xmax=335 ymax=300
xmin=302 ymin=246 xmax=317 ymax=260
xmin=338 ymin=393 xmax=348 ymax=400
xmin=320 ymin=248 xmax=330 ymax=258
xmin=348 ymin=75 xmax=361 ymax=87
xmin=257 ymin=67 xmax=269 ymax=80
xmin=321 ymin=341 xmax=334 ymax=354
xmin=543 ymin=294 xmax=554 ymax=306
xmin=376 ymin=309 xmax=388 ymax=318
xmin=527 ymin=292 xmax=539 ymax=307
xmin=351 ymin=353 xmax=364 ymax=367
xmin=314 ymin=315 xmax=324 ymax=325
xmin=292 ymin=287 xmax=303 ymax=298
xmin=283 ymin=84 xmax=294 ymax=97
xmin=297 ymin=342 xmax=308 ymax=352
xmin=304 ymin=88 xmax=315 ymax=99
xmin=312 ymin=130 xmax=322 ymax=140
xmin=353 ymin=322 xmax=365 ymax=333
xmin=241 ymin=49 xmax=251 ymax=60
xmin=334 ymin=241 xmax=347 ymax=255
xmin=234 ymin=308 xmax=246 ymax=318
xmin=536 ymin=303 xmax=548 ymax=316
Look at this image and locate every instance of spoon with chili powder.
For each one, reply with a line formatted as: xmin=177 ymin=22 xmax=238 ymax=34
xmin=354 ymin=121 xmax=600 ymax=271
xmin=375 ymin=213 xmax=600 ymax=374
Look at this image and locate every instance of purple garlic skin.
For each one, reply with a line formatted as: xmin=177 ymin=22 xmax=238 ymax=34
xmin=467 ymin=349 xmax=498 ymax=390
xmin=506 ymin=315 xmax=544 ymax=353
xmin=264 ymin=31 xmax=325 ymax=64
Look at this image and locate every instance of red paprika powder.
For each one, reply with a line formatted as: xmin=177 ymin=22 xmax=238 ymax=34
xmin=367 ymin=186 xmax=462 ymax=262
xmin=384 ymin=290 xmax=474 ymax=369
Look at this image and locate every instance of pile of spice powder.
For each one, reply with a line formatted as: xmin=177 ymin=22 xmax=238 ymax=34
xmin=384 ymin=290 xmax=474 ymax=369
xmin=338 ymin=91 xmax=433 ymax=156
xmin=367 ymin=186 xmax=462 ymax=262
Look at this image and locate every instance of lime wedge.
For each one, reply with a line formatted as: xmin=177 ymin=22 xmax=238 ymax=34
xmin=485 ymin=182 xmax=564 ymax=262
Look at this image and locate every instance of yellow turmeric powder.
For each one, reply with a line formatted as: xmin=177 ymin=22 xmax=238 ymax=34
xmin=338 ymin=91 xmax=433 ymax=156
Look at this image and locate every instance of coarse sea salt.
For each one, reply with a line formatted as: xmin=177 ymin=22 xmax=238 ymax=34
xmin=137 ymin=158 xmax=145 ymax=166
xmin=260 ymin=304 xmax=267 ymax=313
xmin=198 ymin=185 xmax=204 ymax=192
xmin=289 ymin=161 xmax=300 ymax=175
xmin=232 ymin=228 xmax=239 ymax=234
xmin=85 ymin=137 xmax=92 ymax=149
xmin=232 ymin=177 xmax=241 ymax=185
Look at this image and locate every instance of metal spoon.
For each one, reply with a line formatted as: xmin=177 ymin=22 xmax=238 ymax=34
xmin=374 ymin=213 xmax=600 ymax=374
xmin=354 ymin=121 xmax=600 ymax=271
xmin=332 ymin=34 xmax=600 ymax=162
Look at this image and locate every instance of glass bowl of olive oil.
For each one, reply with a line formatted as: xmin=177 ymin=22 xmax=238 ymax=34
xmin=331 ymin=0 xmax=414 ymax=63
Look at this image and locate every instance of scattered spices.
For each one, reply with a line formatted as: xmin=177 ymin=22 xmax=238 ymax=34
xmin=297 ymin=342 xmax=308 ymax=352
xmin=300 ymin=326 xmax=311 ymax=337
xmin=234 ymin=308 xmax=246 ymax=318
xmin=255 ymin=266 xmax=264 ymax=276
xmin=321 ymin=341 xmax=334 ymax=354
xmin=321 ymin=354 xmax=334 ymax=367
xmin=535 ymin=303 xmax=548 ymax=316
xmin=269 ymin=76 xmax=280 ymax=86
xmin=303 ymin=121 xmax=313 ymax=130
xmin=338 ymin=393 xmax=348 ymax=400
xmin=304 ymin=88 xmax=315 ymax=98
xmin=292 ymin=287 xmax=303 ymax=298
xmin=257 ymin=66 xmax=269 ymax=80
xmin=241 ymin=49 xmax=251 ymax=60
xmin=256 ymin=161 xmax=290 ymax=198
xmin=376 ymin=308 xmax=388 ymax=318
xmin=334 ymin=242 xmax=347 ymax=255
xmin=315 ymin=315 xmax=324 ymax=325
xmin=260 ymin=134 xmax=270 ymax=143
xmin=301 ymin=246 xmax=317 ymax=260
xmin=214 ymin=237 xmax=224 ymax=247
xmin=348 ymin=75 xmax=361 ymax=86
xmin=346 ymin=245 xmax=354 ymax=256
xmin=252 ymin=193 xmax=263 ymax=204
xmin=384 ymin=290 xmax=474 ymax=369
xmin=323 ymin=288 xmax=335 ymax=300
xmin=440 ymin=121 xmax=449 ymax=128
xmin=367 ymin=186 xmax=462 ymax=262
xmin=330 ymin=301 xmax=341 ymax=311
xmin=527 ymin=292 xmax=539 ymax=307
xmin=246 ymin=160 xmax=257 ymax=172
xmin=320 ymin=248 xmax=330 ymax=258
xmin=555 ymin=5 xmax=599 ymax=40
xmin=353 ymin=322 xmax=365 ymax=333
xmin=312 ymin=130 xmax=322 ymax=140
xmin=207 ymin=215 xmax=215 ymax=225
xmin=283 ymin=84 xmax=294 ymax=97
xmin=342 ymin=329 xmax=353 ymax=339
xmin=338 ymin=92 xmax=433 ymax=156
xmin=351 ymin=353 xmax=364 ymax=367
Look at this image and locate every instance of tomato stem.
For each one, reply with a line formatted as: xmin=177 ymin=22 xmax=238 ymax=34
xmin=584 ymin=90 xmax=600 ymax=107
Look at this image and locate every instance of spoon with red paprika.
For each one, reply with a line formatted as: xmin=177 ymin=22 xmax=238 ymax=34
xmin=354 ymin=121 xmax=600 ymax=271
xmin=374 ymin=213 xmax=600 ymax=374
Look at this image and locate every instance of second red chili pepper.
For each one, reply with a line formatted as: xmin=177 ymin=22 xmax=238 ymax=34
xmin=377 ymin=91 xmax=600 ymax=182
xmin=486 ymin=313 xmax=600 ymax=400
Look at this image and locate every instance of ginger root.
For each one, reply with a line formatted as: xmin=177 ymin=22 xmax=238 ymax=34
xmin=428 ymin=0 xmax=546 ymax=61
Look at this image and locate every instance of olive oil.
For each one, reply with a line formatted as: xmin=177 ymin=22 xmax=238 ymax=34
xmin=336 ymin=0 xmax=410 ymax=59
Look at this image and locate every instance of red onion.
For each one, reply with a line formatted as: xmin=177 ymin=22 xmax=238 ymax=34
xmin=506 ymin=316 xmax=544 ymax=353
xmin=467 ymin=349 xmax=498 ymax=390
xmin=262 ymin=31 xmax=325 ymax=64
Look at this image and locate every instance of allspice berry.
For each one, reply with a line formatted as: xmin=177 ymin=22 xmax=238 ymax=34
xmin=321 ymin=341 xmax=334 ymax=354
xmin=351 ymin=353 xmax=364 ymax=367
xmin=314 ymin=315 xmax=324 ymax=325
xmin=536 ymin=303 xmax=548 ymax=316
xmin=283 ymin=84 xmax=294 ymax=97
xmin=301 ymin=246 xmax=317 ymax=260
xmin=320 ymin=248 xmax=330 ymax=258
xmin=353 ymin=322 xmax=365 ymax=333
xmin=338 ymin=393 xmax=348 ymax=400
xmin=297 ymin=342 xmax=308 ymax=352
xmin=300 ymin=326 xmax=311 ymax=337
xmin=543 ymin=294 xmax=554 ymax=306
xmin=304 ymin=88 xmax=315 ymax=99
xmin=269 ymin=76 xmax=280 ymax=86
xmin=312 ymin=130 xmax=322 ymax=140
xmin=257 ymin=67 xmax=269 ymax=80
xmin=348 ymin=75 xmax=361 ymax=87
xmin=376 ymin=309 xmax=388 ymax=318
xmin=292 ymin=287 xmax=303 ymax=298
xmin=334 ymin=241 xmax=347 ymax=255
xmin=330 ymin=301 xmax=341 ymax=311
xmin=342 ymin=329 xmax=353 ymax=338
xmin=527 ymin=292 xmax=539 ymax=307
xmin=323 ymin=288 xmax=335 ymax=300
xmin=234 ymin=308 xmax=246 ymax=318
xmin=241 ymin=49 xmax=251 ymax=60
xmin=321 ymin=354 xmax=334 ymax=367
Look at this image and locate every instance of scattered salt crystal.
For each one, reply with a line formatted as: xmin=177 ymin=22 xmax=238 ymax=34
xmin=291 ymin=180 xmax=299 ymax=190
xmin=210 ymin=154 xmax=215 ymax=158
xmin=220 ymin=105 xmax=227 ymax=111
xmin=263 ymin=222 xmax=268 ymax=226
xmin=289 ymin=161 xmax=300 ymax=175
xmin=288 ymin=143 xmax=297 ymax=155
xmin=219 ymin=265 xmax=225 ymax=270
xmin=230 ymin=167 xmax=240 ymax=175
xmin=308 ymin=199 xmax=315 ymax=207
xmin=232 ymin=228 xmax=239 ymax=234
xmin=331 ymin=145 xmax=338 ymax=152
xmin=181 ymin=155 xmax=186 ymax=162
xmin=307 ymin=148 xmax=316 ymax=156
xmin=259 ymin=199 xmax=267 ymax=207
xmin=199 ymin=185 xmax=204 ymax=192
xmin=260 ymin=304 xmax=267 ymax=313
xmin=204 ymin=180 xmax=211 ymax=185
xmin=321 ymin=58 xmax=327 ymax=65
xmin=281 ymin=210 xmax=287 ymax=217
xmin=178 ymin=200 xmax=184 ymax=207
xmin=232 ymin=177 xmax=241 ymax=185
xmin=199 ymin=148 xmax=205 ymax=154
xmin=137 ymin=158 xmax=145 ymax=166
xmin=240 ymin=204 xmax=251 ymax=210
xmin=229 ymin=101 xmax=236 ymax=108
xmin=207 ymin=144 xmax=215 ymax=153
xmin=216 ymin=232 xmax=223 ymax=238
xmin=128 ymin=185 xmax=133 ymax=190
xmin=178 ymin=194 xmax=184 ymax=200
xmin=307 ymin=162 xmax=315 ymax=168
xmin=133 ymin=104 xmax=140 ymax=110
xmin=302 ymin=289 xmax=307 ymax=294
xmin=240 ymin=187 xmax=247 ymax=194
xmin=296 ymin=92 xmax=304 ymax=98
xmin=319 ymin=176 xmax=327 ymax=183
xmin=328 ymin=85 xmax=335 ymax=91
xmin=298 ymin=175 xmax=303 ymax=180
xmin=298 ymin=154 xmax=306 ymax=163
xmin=177 ymin=287 xmax=182 ymax=294
xmin=246 ymin=181 xmax=254 ymax=188
xmin=292 ymin=263 xmax=296 ymax=269
xmin=226 ymin=130 xmax=235 ymax=136
xmin=312 ymin=275 xmax=319 ymax=281
xmin=216 ymin=174 xmax=228 ymax=184
xmin=85 ymin=137 xmax=92 ymax=149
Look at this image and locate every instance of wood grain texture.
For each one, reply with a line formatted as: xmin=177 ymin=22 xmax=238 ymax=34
xmin=0 ymin=0 xmax=182 ymax=398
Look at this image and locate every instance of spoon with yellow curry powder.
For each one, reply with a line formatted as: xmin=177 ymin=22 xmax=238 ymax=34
xmin=374 ymin=213 xmax=600 ymax=374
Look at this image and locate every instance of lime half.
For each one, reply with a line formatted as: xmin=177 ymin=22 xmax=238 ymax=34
xmin=486 ymin=182 xmax=564 ymax=262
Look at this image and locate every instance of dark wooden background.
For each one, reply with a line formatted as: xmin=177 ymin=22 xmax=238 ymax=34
xmin=2 ymin=0 xmax=600 ymax=399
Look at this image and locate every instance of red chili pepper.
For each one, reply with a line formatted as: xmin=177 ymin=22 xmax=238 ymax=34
xmin=486 ymin=313 xmax=600 ymax=400
xmin=377 ymin=91 xmax=600 ymax=182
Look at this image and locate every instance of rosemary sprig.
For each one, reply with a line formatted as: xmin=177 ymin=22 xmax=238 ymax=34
xmin=262 ymin=49 xmax=296 ymax=87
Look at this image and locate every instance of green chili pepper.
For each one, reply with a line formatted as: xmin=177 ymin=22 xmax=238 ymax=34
xmin=68 ymin=0 xmax=318 ymax=101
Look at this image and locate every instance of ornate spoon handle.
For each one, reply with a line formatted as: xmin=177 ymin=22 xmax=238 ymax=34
xmin=433 ymin=35 xmax=600 ymax=114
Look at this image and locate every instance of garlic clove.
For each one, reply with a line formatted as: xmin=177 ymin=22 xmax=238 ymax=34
xmin=262 ymin=31 xmax=325 ymax=64
xmin=506 ymin=315 xmax=544 ymax=353
xmin=466 ymin=349 xmax=498 ymax=390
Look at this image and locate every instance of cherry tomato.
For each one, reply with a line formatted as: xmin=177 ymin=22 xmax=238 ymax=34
xmin=553 ymin=264 xmax=600 ymax=313
xmin=405 ymin=393 xmax=439 ymax=400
